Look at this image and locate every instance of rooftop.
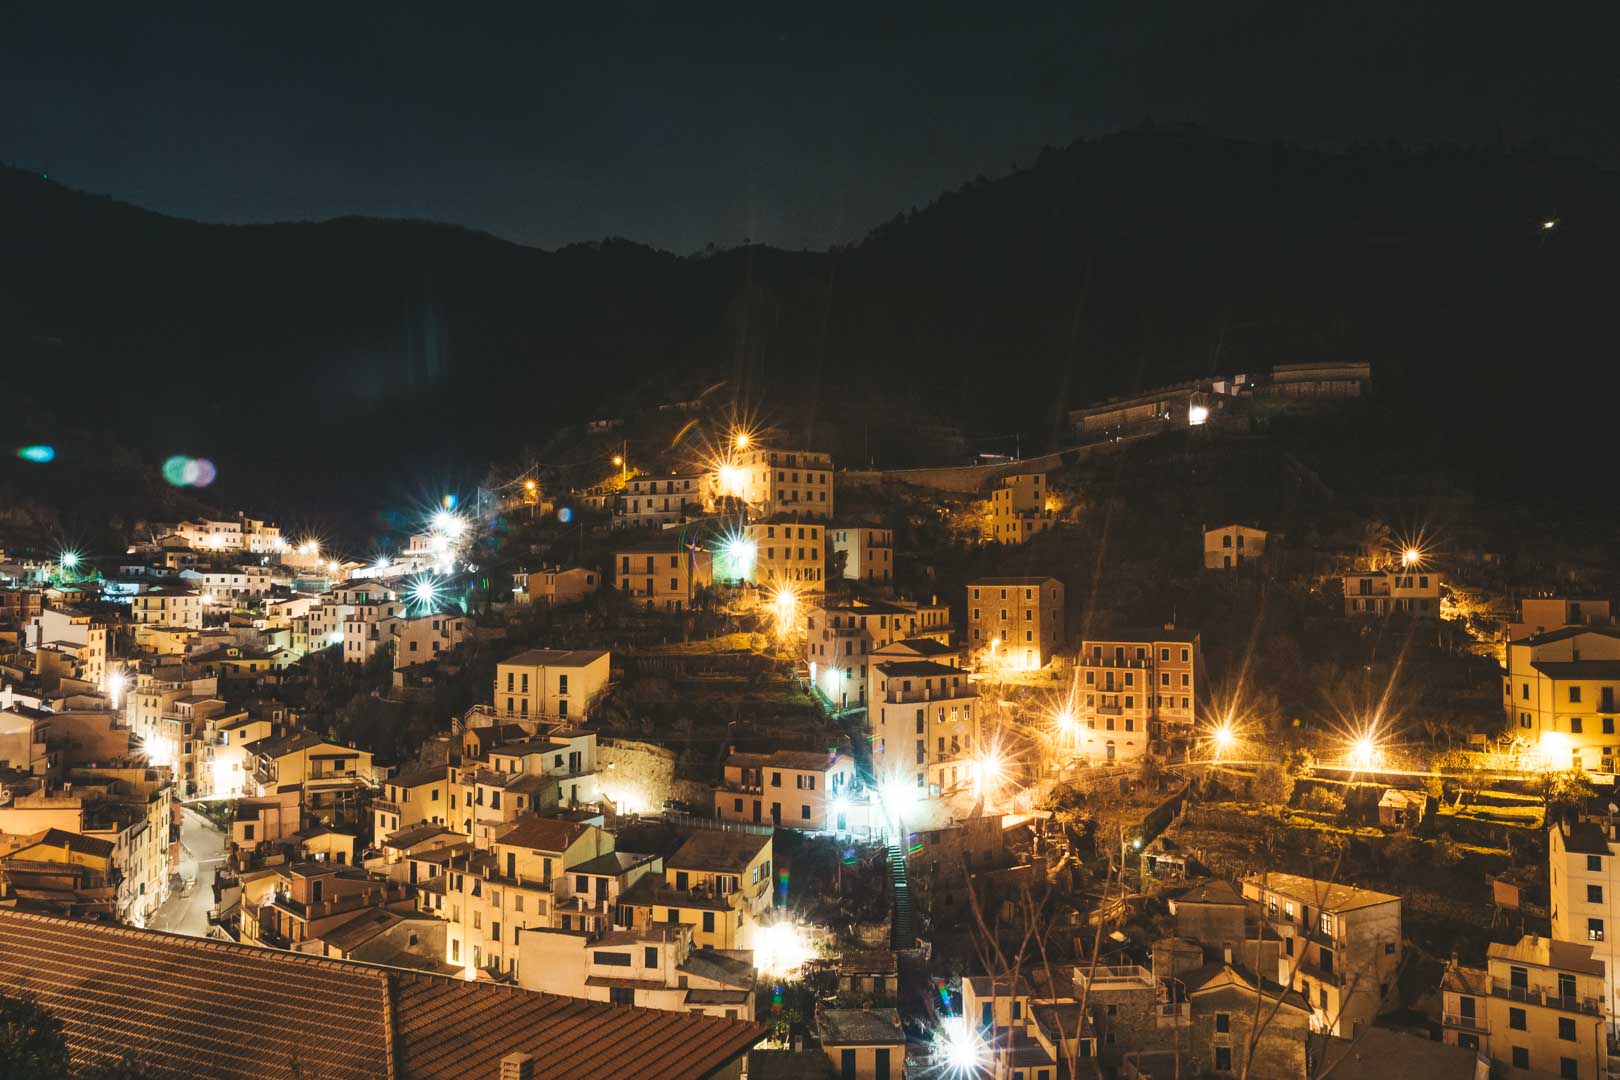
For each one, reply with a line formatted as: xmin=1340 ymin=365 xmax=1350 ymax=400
xmin=725 ymin=748 xmax=842 ymax=774
xmin=1488 ymin=934 xmax=1605 ymax=977
xmin=969 ymin=576 xmax=1061 ymax=587
xmin=499 ymin=648 xmax=610 ymax=668
xmin=1247 ymin=872 xmax=1401 ymax=912
xmin=667 ymin=830 xmax=771 ymax=874
xmin=494 ymin=815 xmax=591 ymax=854
xmin=818 ymin=1007 xmax=904 ymax=1046
xmin=0 ymin=908 xmax=762 ymax=1080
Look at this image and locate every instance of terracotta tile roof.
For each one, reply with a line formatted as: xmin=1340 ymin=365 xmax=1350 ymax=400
xmin=494 ymin=815 xmax=591 ymax=853
xmin=0 ymin=909 xmax=762 ymax=1080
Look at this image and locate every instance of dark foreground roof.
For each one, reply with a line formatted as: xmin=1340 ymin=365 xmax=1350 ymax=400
xmin=0 ymin=909 xmax=762 ymax=1080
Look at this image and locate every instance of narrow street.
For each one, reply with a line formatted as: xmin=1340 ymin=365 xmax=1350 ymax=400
xmin=149 ymin=805 xmax=228 ymax=936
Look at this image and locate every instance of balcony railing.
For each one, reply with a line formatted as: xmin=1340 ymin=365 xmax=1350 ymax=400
xmin=1079 ymin=657 xmax=1151 ymax=670
xmin=1074 ymin=965 xmax=1155 ymax=991
xmin=1442 ymin=1013 xmax=1488 ymax=1034
xmin=1491 ymin=985 xmax=1603 ymax=1016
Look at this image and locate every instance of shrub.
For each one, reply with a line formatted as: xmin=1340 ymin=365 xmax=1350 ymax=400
xmin=1300 ymin=786 xmax=1346 ymax=814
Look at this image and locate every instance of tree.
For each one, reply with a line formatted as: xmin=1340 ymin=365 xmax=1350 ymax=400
xmin=0 ymin=995 xmax=69 ymax=1080
xmin=1250 ymin=763 xmax=1296 ymax=814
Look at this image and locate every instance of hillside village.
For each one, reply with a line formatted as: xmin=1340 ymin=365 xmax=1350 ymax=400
xmin=4 ymin=364 xmax=1619 ymax=1080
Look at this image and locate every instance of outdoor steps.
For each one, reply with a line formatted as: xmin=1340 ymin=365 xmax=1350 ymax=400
xmin=888 ymin=840 xmax=914 ymax=949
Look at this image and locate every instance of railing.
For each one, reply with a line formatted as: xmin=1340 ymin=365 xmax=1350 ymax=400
xmin=1074 ymin=965 xmax=1155 ymax=991
xmin=1079 ymin=657 xmax=1151 ymax=670
xmin=1491 ymin=985 xmax=1603 ymax=1016
xmin=1442 ymin=1012 xmax=1487 ymax=1033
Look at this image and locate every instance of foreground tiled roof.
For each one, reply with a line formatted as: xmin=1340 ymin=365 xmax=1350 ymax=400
xmin=0 ymin=909 xmax=762 ymax=1080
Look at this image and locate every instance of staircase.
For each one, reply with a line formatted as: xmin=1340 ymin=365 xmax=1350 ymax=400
xmin=888 ymin=839 xmax=914 ymax=949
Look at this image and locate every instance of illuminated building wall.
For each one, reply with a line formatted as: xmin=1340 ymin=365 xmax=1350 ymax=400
xmin=966 ymin=576 xmax=1066 ymax=670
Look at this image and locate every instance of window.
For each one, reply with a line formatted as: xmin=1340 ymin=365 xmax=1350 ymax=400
xmin=1214 ymin=1047 xmax=1231 ymax=1071
xmin=1511 ymin=1047 xmax=1528 ymax=1070
xmin=644 ymin=947 xmax=658 ymax=968
xmin=1561 ymin=1058 xmax=1579 ymax=1080
xmin=1571 ymin=686 xmax=1583 ymax=703
xmin=594 ymin=950 xmax=632 ymax=967
xmin=1591 ymin=918 xmax=1606 ymax=942
xmin=1589 ymin=884 xmax=1604 ymax=904
xmin=702 ymin=911 xmax=715 ymax=933
xmin=1215 ymin=1012 xmax=1230 ymax=1033
xmin=1559 ymin=1016 xmax=1576 ymax=1042
xmin=1509 ymin=1007 xmax=1526 ymax=1031
xmin=609 ymin=986 xmax=635 ymax=1006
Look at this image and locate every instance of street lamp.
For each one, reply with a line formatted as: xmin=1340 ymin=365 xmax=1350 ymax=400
xmin=733 ymin=431 xmax=751 ymax=450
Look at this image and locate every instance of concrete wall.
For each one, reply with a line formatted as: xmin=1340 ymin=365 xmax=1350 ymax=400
xmin=840 ymin=445 xmax=1119 ymax=495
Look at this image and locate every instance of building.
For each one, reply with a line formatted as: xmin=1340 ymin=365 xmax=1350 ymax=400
xmin=1343 ymin=568 xmax=1442 ymax=617
xmin=1511 ymin=598 xmax=1615 ymax=644
xmin=518 ymin=921 xmax=755 ymax=1020
xmin=805 ymin=597 xmax=952 ymax=709
xmin=1204 ymin=524 xmax=1269 ymax=570
xmin=1440 ymin=935 xmax=1608 ymax=1079
xmin=988 ymin=473 xmax=1055 ymax=544
xmin=720 ymin=447 xmax=834 ymax=519
xmin=830 ymin=527 xmax=893 ymax=585
xmin=713 ymin=748 xmax=857 ymax=829
xmin=372 ymin=765 xmax=454 ymax=842
xmin=619 ymin=472 xmax=707 ymax=529
xmin=246 ymin=731 xmax=376 ymax=826
xmin=743 ymin=521 xmax=825 ymax=587
xmin=623 ymin=831 xmax=774 ymax=951
xmin=0 ymin=908 xmax=763 ymax=1080
xmin=1503 ymin=627 xmax=1620 ymax=772
xmin=1550 ymin=817 xmax=1620 ymax=1022
xmin=1073 ymin=629 xmax=1204 ymax=756
xmin=869 ymin=660 xmax=978 ymax=794
xmin=27 ymin=607 xmax=109 ymax=687
xmin=1256 ymin=361 xmax=1371 ymax=399
xmin=1068 ymin=377 xmax=1236 ymax=440
xmin=615 ymin=537 xmax=714 ymax=612
xmin=0 ymin=827 xmax=118 ymax=918
xmin=966 ymin=576 xmax=1066 ymax=671
xmin=1243 ymin=872 xmax=1403 ymax=1036
xmin=391 ymin=612 xmax=474 ymax=670
xmin=817 ymin=1008 xmax=905 ymax=1080
xmin=492 ymin=648 xmax=611 ymax=723
xmin=130 ymin=584 xmax=204 ymax=629
xmin=513 ymin=566 xmax=599 ymax=607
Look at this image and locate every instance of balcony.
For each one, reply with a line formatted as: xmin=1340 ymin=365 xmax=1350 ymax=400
xmin=1074 ymin=965 xmax=1155 ymax=992
xmin=1442 ymin=1013 xmax=1487 ymax=1034
xmin=1491 ymin=985 xmax=1603 ymax=1016
xmin=1080 ymin=657 xmax=1151 ymax=670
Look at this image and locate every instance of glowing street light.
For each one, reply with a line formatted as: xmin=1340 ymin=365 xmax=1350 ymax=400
xmin=771 ymin=585 xmax=799 ymax=640
xmin=611 ymin=455 xmax=623 ymax=466
xmin=733 ymin=431 xmax=751 ymax=450
xmin=1542 ymin=219 xmax=1558 ymax=231
xmin=878 ymin=774 xmax=917 ymax=826
xmin=753 ymin=920 xmax=812 ymax=979
xmin=1211 ymin=723 xmax=1236 ymax=760
xmin=410 ymin=576 xmax=440 ymax=613
xmin=718 ymin=463 xmax=745 ymax=498
xmin=937 ymin=1016 xmax=988 ymax=1076
xmin=1401 ymin=547 xmax=1422 ymax=568
xmin=524 ymin=479 xmax=537 ymax=492
xmin=106 ymin=670 xmax=127 ymax=710
xmin=431 ymin=509 xmax=466 ymax=538
xmin=1347 ymin=731 xmax=1382 ymax=772
xmin=59 ymin=550 xmax=80 ymax=570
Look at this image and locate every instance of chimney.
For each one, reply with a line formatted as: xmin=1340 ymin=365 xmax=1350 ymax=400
xmin=500 ymin=1052 xmax=536 ymax=1080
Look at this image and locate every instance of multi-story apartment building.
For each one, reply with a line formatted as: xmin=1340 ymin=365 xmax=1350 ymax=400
xmin=743 ymin=521 xmax=824 ymax=587
xmin=340 ymin=593 xmax=407 ymax=665
xmin=614 ymin=537 xmax=713 ymax=612
xmin=513 ymin=566 xmax=599 ymax=607
xmin=27 ymin=607 xmax=109 ymax=687
xmin=1550 ymin=817 xmax=1620 ymax=1023
xmin=0 ymin=587 xmax=45 ymax=629
xmin=1441 ymin=936 xmax=1608 ymax=1078
xmin=390 ymin=612 xmax=473 ymax=670
xmin=621 ymin=831 xmax=774 ymax=951
xmin=712 ymin=748 xmax=856 ymax=829
xmin=966 ymin=577 xmax=1066 ymax=671
xmin=0 ymin=701 xmax=53 ymax=775
xmin=1204 ymin=524 xmax=1268 ymax=569
xmin=1073 ymin=629 xmax=1203 ymax=756
xmin=518 ymin=922 xmax=755 ymax=1020
xmin=196 ymin=712 xmax=271 ymax=800
xmin=804 ymin=597 xmax=952 ymax=709
xmin=618 ymin=473 xmax=706 ymax=529
xmin=988 ymin=473 xmax=1055 ymax=544
xmin=372 ymin=764 xmax=454 ymax=843
xmin=1243 ymin=872 xmax=1402 ymax=1036
xmin=432 ymin=816 xmax=619 ymax=979
xmin=725 ymin=448 xmax=834 ymax=519
xmin=869 ymin=660 xmax=978 ymax=794
xmin=1343 ymin=568 xmax=1442 ymax=617
xmin=130 ymin=584 xmax=204 ymax=629
xmin=1503 ymin=627 xmax=1620 ymax=772
xmin=830 ymin=527 xmax=893 ymax=584
xmin=493 ymin=648 xmax=610 ymax=723
xmin=1511 ymin=597 xmax=1615 ymax=644
xmin=246 ymin=730 xmax=375 ymax=826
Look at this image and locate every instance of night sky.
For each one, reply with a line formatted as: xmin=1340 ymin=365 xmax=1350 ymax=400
xmin=5 ymin=3 xmax=1616 ymax=253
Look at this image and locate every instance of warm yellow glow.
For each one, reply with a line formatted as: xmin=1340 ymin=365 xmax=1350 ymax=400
xmin=753 ymin=921 xmax=812 ymax=979
xmin=1401 ymin=547 xmax=1421 ymax=568
xmin=524 ymin=479 xmax=537 ymax=491
xmin=1538 ymin=732 xmax=1573 ymax=769
xmin=771 ymin=585 xmax=799 ymax=639
xmin=299 ymin=540 xmax=320 ymax=556
xmin=718 ymin=463 xmax=745 ymax=497
xmin=1347 ymin=732 xmax=1381 ymax=771
xmin=106 ymin=671 xmax=127 ymax=710
xmin=201 ymin=592 xmax=215 ymax=606
xmin=733 ymin=431 xmax=751 ymax=450
xmin=612 ymin=455 xmax=624 ymax=466
xmin=1212 ymin=723 xmax=1235 ymax=756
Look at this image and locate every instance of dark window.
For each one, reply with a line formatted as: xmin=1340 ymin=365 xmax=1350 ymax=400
xmin=594 ymin=951 xmax=633 ymax=967
xmin=1512 ymin=1047 xmax=1528 ymax=1069
xmin=1590 ymin=855 xmax=1604 ymax=872
xmin=1589 ymin=884 xmax=1604 ymax=904
xmin=609 ymin=986 xmax=634 ymax=1006
xmin=1559 ymin=1017 xmax=1576 ymax=1042
xmin=1562 ymin=1057 xmax=1579 ymax=1080
xmin=1215 ymin=1012 xmax=1230 ymax=1033
xmin=1215 ymin=1046 xmax=1232 ymax=1071
xmin=702 ymin=911 xmax=715 ymax=933
xmin=1510 ymin=1007 xmax=1527 ymax=1031
xmin=644 ymin=947 xmax=658 ymax=968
